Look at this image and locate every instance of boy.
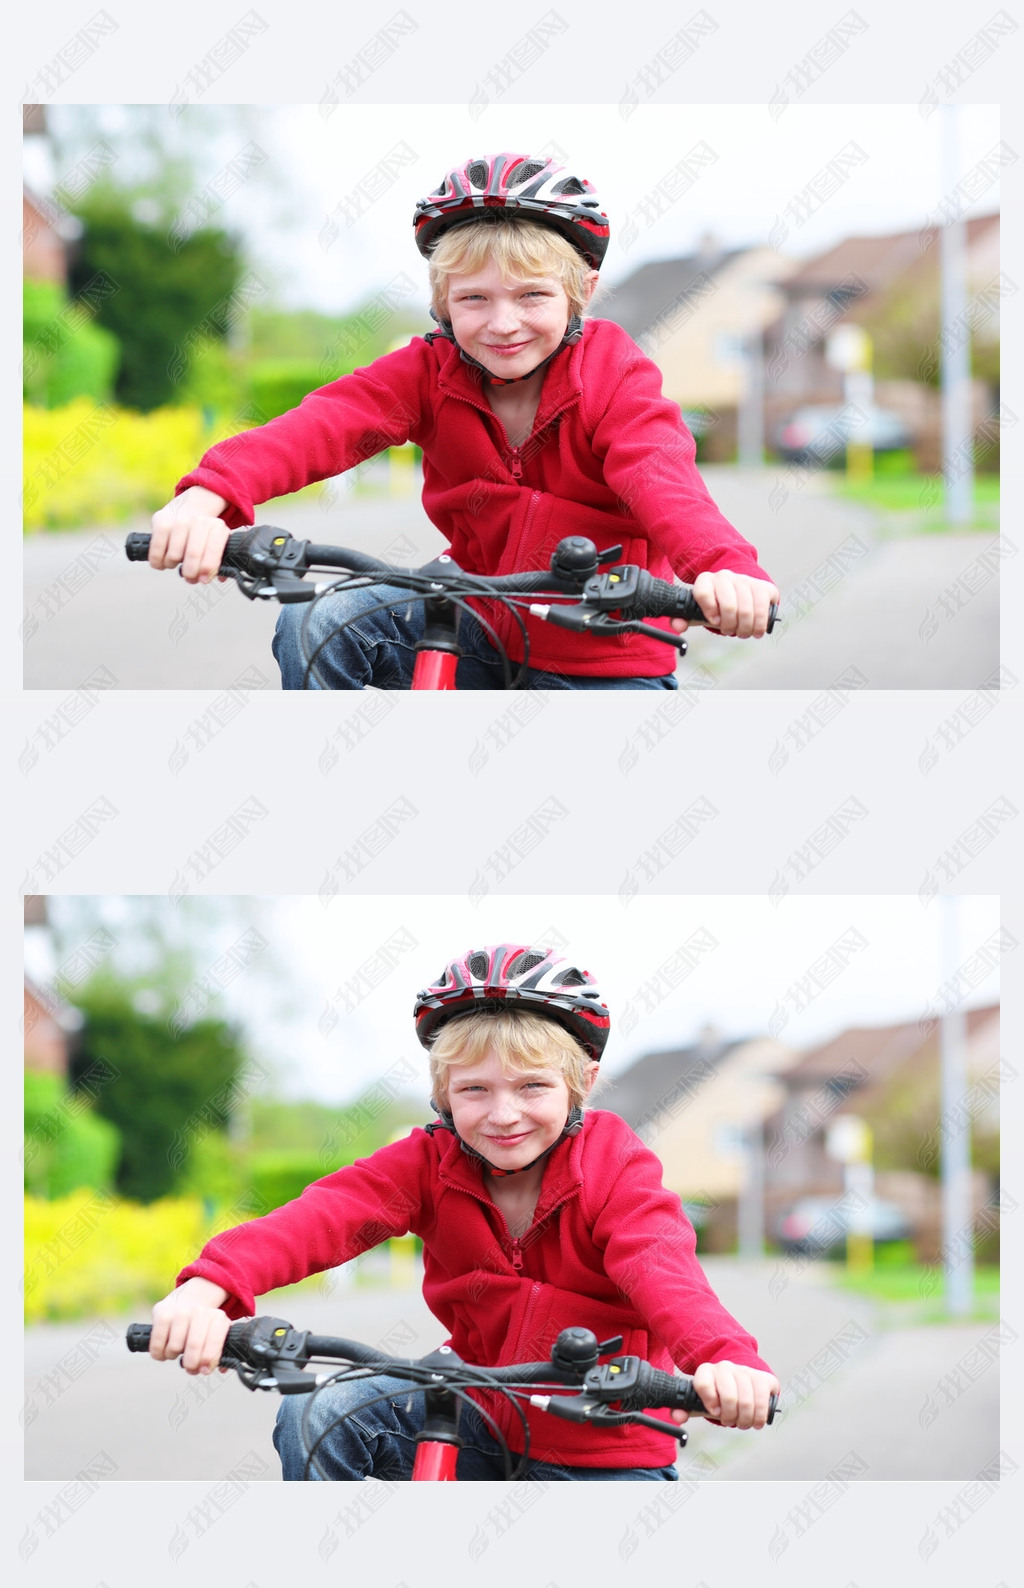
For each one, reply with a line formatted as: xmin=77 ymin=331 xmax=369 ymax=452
xmin=149 ymin=943 xmax=779 ymax=1480
xmin=147 ymin=153 xmax=779 ymax=689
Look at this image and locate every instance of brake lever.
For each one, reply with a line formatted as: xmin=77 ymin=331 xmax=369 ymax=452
xmin=529 ymin=1394 xmax=689 ymax=1444
xmin=584 ymin=614 xmax=688 ymax=653
xmin=527 ymin=605 xmax=687 ymax=653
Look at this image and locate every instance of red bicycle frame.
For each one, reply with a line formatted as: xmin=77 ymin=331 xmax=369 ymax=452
xmin=411 ymin=1441 xmax=460 ymax=1480
xmin=410 ymin=1380 xmax=464 ymax=1479
xmin=410 ymin=591 xmax=464 ymax=690
xmin=410 ymin=650 xmax=459 ymax=690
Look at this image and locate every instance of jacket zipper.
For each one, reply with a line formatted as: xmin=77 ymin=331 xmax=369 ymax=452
xmin=440 ymin=1177 xmax=580 ymax=1274
xmin=437 ymin=384 xmax=579 ymax=480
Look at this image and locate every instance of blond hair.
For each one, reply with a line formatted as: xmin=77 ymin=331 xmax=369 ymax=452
xmin=428 ymin=216 xmax=591 ymax=324
xmin=428 ymin=1008 xmax=595 ymax=1111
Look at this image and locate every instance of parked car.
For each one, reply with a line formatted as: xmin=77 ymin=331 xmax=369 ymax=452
xmin=776 ymin=1194 xmax=912 ymax=1256
xmin=775 ymin=403 xmax=912 ymax=464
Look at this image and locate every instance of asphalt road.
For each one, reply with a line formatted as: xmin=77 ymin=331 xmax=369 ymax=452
xmin=24 ymin=1258 xmax=999 ymax=1482
xmin=22 ymin=469 xmax=1000 ymax=690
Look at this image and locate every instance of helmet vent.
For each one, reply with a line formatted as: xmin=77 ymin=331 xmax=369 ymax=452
xmin=506 ymin=160 xmax=547 ymax=188
xmin=468 ymin=951 xmax=490 ymax=980
xmin=467 ymin=161 xmax=489 ymax=189
xmin=554 ymin=967 xmax=586 ymax=986
xmin=552 ymin=177 xmax=585 ymax=196
xmin=506 ymin=950 xmax=546 ymax=979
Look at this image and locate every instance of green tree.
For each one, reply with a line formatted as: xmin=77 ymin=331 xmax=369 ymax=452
xmin=70 ymin=982 xmax=248 ymax=1202
xmin=67 ymin=190 xmax=245 ymax=411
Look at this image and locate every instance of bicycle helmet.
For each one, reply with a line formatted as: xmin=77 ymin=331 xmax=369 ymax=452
xmin=415 ymin=944 xmax=609 ymax=1177
xmin=414 ymin=943 xmax=610 ymax=1059
xmin=413 ymin=153 xmax=610 ymax=270
xmin=414 ymin=154 xmax=610 ymax=387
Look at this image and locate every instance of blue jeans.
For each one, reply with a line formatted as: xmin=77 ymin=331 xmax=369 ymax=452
xmin=272 ymin=583 xmax=680 ymax=690
xmin=272 ymin=1373 xmax=680 ymax=1481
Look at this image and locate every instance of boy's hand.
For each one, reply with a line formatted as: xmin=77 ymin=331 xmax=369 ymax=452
xmin=148 ymin=486 xmax=233 ymax=584
xmin=671 ymin=1361 xmax=780 ymax=1430
xmin=149 ymin=1276 xmax=235 ymax=1375
xmin=672 ymin=571 xmax=780 ymax=639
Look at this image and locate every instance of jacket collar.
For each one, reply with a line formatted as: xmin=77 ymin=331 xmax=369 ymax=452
xmin=434 ymin=1112 xmax=586 ymax=1218
xmin=432 ymin=326 xmax=585 ymax=430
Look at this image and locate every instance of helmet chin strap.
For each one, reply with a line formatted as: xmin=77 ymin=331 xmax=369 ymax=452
xmin=426 ymin=309 xmax=583 ymax=388
xmin=428 ymin=1103 xmax=584 ymax=1176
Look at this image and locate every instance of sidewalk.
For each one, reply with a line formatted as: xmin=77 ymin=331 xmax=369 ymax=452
xmin=24 ymin=1259 xmax=1000 ymax=1481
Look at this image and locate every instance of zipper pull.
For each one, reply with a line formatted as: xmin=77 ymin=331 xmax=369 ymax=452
xmin=510 ymin=1239 xmax=524 ymax=1271
xmin=509 ymin=447 xmax=522 ymax=478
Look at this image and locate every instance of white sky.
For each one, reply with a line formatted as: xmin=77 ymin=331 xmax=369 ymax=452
xmin=33 ymin=895 xmax=998 ymax=1106
xmin=38 ymin=104 xmax=1002 ymax=316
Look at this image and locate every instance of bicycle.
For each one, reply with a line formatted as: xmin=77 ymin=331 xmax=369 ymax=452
xmin=124 ymin=526 xmax=781 ymax=690
xmin=126 ymin=1315 xmax=778 ymax=1481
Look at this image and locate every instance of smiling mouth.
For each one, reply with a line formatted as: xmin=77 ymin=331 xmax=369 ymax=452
xmin=485 ymin=1131 xmax=531 ymax=1144
xmin=485 ymin=342 xmax=530 ymax=355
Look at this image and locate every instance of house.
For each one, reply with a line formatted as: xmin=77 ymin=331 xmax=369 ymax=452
xmin=763 ymin=214 xmax=1000 ymax=463
xmin=23 ymin=895 xmax=79 ymax=1077
xmin=596 ymin=237 xmax=795 ymax=459
xmin=762 ymin=1005 xmax=1000 ymax=1259
xmin=599 ymin=1029 xmax=800 ymax=1249
xmin=22 ymin=104 xmax=80 ymax=286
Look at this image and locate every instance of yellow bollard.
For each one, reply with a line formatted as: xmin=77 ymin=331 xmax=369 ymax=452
xmin=389 ymin=445 xmax=416 ymax=497
xmin=388 ymin=1233 xmax=417 ymax=1287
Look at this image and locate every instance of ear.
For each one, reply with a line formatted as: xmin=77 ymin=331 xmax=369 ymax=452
xmin=581 ymin=271 xmax=600 ymax=309
xmin=581 ymin=1060 xmax=600 ymax=1099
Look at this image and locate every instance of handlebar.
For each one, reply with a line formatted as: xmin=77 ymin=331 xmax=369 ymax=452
xmin=126 ymin=1318 xmax=778 ymax=1427
xmin=124 ymin=526 xmax=780 ymax=637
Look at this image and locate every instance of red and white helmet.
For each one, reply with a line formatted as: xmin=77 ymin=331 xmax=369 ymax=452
xmin=414 ymin=943 xmax=611 ymax=1059
xmin=413 ymin=153 xmax=610 ymax=270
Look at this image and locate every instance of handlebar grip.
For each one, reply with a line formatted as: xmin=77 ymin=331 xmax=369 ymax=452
xmin=124 ymin=528 xmax=259 ymax=574
xmin=219 ymin=530 xmax=258 ymax=571
xmin=126 ymin=1324 xmax=153 ymax=1351
xmin=628 ymin=1365 xmax=707 ymax=1413
xmin=642 ymin=579 xmax=706 ymax=624
xmin=124 ymin=533 xmax=151 ymax=561
xmin=637 ymin=575 xmax=780 ymax=635
xmin=630 ymin=1365 xmax=778 ymax=1424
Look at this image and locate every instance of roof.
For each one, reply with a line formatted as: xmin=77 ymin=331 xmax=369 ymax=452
xmin=599 ymin=1034 xmax=744 ymax=1129
xmin=781 ymin=213 xmax=999 ymax=300
xmin=774 ymin=1003 xmax=999 ymax=1093
xmin=598 ymin=246 xmax=743 ymax=340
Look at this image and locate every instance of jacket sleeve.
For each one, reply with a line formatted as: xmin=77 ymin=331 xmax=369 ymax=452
xmin=586 ymin=1122 xmax=774 ymax=1376
xmin=585 ymin=329 xmax=772 ymax=585
xmin=175 ymin=1132 xmax=432 ymax=1318
xmin=174 ymin=340 xmax=432 ymax=529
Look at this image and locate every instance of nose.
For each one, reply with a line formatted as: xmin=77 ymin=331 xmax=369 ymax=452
xmin=485 ymin=300 xmax=521 ymax=335
xmin=487 ymin=1091 xmax=521 ymax=1125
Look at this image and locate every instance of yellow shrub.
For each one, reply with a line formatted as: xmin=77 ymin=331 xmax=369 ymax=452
xmin=24 ymin=1192 xmax=215 ymax=1322
xmin=22 ymin=403 xmax=257 ymax=532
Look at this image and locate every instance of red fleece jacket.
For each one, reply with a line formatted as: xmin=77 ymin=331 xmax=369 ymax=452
xmin=177 ymin=319 xmax=772 ymax=677
xmin=177 ymin=1109 xmax=774 ymax=1468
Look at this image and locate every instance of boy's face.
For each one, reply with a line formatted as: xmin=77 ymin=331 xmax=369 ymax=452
xmin=445 ymin=260 xmax=578 ymax=382
xmin=446 ymin=1049 xmax=574 ymax=1171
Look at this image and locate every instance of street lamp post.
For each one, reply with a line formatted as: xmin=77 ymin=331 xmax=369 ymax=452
xmin=940 ymin=105 xmax=974 ymax=525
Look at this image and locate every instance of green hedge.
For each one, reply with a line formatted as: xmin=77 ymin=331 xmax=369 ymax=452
xmin=24 ymin=1070 xmax=121 ymax=1198
xmin=248 ymin=361 xmax=334 ymax=420
xmin=246 ymin=1151 xmax=339 ymax=1212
